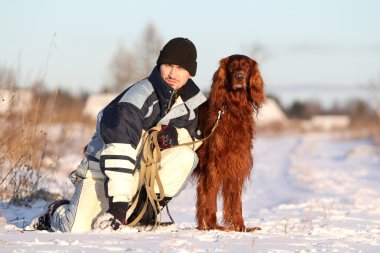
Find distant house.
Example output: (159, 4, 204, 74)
(0, 89, 34, 115)
(82, 93, 117, 119)
(256, 98, 287, 126)
(303, 115, 351, 131)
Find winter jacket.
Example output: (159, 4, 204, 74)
(84, 66, 207, 202)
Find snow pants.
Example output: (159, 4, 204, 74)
(50, 146, 198, 233)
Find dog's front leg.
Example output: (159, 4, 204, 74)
(222, 180, 245, 231)
(196, 165, 219, 230)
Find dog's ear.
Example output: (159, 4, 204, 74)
(212, 57, 228, 87)
(248, 59, 265, 111)
(210, 57, 229, 108)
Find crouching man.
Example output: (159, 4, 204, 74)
(30, 37, 206, 232)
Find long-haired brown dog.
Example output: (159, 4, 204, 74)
(194, 54, 265, 232)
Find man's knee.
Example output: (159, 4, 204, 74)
(158, 146, 198, 197)
(162, 146, 198, 169)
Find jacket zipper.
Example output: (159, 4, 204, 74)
(165, 90, 177, 115)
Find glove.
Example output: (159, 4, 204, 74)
(107, 201, 129, 226)
(157, 125, 178, 150)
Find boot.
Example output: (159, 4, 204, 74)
(30, 199, 70, 231)
(127, 187, 172, 226)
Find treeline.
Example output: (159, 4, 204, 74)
(269, 95, 379, 122)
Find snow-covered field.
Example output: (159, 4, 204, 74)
(1, 132, 380, 252)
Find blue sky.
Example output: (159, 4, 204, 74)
(1, 0, 379, 106)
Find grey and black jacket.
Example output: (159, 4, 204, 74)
(84, 66, 206, 202)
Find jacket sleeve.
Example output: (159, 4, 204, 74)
(174, 108, 203, 150)
(99, 102, 143, 203)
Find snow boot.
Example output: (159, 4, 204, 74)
(31, 199, 70, 231)
(127, 187, 172, 226)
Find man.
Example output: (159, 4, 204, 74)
(30, 37, 206, 232)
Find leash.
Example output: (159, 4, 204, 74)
(167, 107, 225, 150)
(127, 107, 224, 229)
(127, 126, 164, 229)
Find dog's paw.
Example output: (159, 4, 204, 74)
(240, 226, 262, 232)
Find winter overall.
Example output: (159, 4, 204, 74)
(50, 68, 206, 232)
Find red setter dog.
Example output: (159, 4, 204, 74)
(194, 54, 265, 232)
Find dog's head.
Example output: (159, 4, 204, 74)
(212, 54, 265, 109)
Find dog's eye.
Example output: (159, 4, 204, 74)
(228, 61, 238, 71)
(240, 61, 249, 70)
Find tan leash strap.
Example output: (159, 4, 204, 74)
(166, 108, 224, 150)
(127, 126, 165, 228)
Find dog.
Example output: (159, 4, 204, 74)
(194, 54, 265, 232)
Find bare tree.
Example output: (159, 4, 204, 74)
(369, 72, 380, 116)
(0, 67, 18, 89)
(108, 44, 137, 92)
(135, 22, 163, 79)
(373, 73, 380, 146)
(106, 23, 163, 93)
(286, 100, 323, 119)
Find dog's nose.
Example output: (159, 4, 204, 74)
(235, 73, 245, 81)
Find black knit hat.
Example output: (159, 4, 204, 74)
(157, 37, 197, 76)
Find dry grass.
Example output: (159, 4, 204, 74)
(257, 117, 380, 147)
(348, 118, 380, 144)
(0, 89, 94, 205)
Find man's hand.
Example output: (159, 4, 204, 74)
(157, 125, 179, 150)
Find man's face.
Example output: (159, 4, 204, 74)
(159, 64, 191, 91)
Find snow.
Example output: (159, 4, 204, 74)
(1, 132, 380, 252)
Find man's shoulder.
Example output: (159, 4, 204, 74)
(118, 78, 155, 109)
(180, 79, 207, 109)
